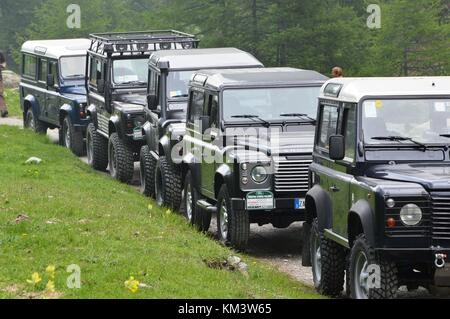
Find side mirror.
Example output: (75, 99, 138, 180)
(200, 115, 210, 134)
(329, 135, 345, 161)
(147, 94, 158, 111)
(46, 74, 55, 87)
(97, 79, 105, 94)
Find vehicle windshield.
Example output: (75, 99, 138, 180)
(113, 58, 148, 85)
(167, 70, 196, 99)
(223, 87, 320, 123)
(362, 99, 450, 145)
(60, 56, 86, 79)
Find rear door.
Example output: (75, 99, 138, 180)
(46, 60, 60, 125)
(88, 56, 108, 134)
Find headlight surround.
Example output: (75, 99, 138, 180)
(251, 165, 268, 184)
(400, 204, 423, 226)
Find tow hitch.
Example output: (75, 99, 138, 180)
(435, 253, 448, 269)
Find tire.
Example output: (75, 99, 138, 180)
(139, 146, 156, 197)
(217, 184, 249, 251)
(86, 123, 108, 171)
(301, 221, 312, 267)
(154, 156, 182, 209)
(349, 234, 398, 299)
(108, 133, 134, 183)
(60, 116, 85, 156)
(25, 108, 47, 134)
(310, 219, 346, 297)
(184, 171, 211, 232)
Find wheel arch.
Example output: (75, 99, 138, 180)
(109, 115, 122, 138)
(305, 184, 333, 231)
(214, 164, 233, 198)
(348, 200, 376, 247)
(59, 104, 73, 126)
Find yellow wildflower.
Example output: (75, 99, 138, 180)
(148, 204, 153, 211)
(166, 209, 172, 215)
(124, 276, 140, 293)
(27, 272, 42, 285)
(46, 265, 56, 279)
(45, 280, 55, 293)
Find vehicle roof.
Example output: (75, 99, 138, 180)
(320, 77, 450, 102)
(21, 39, 91, 59)
(192, 67, 328, 90)
(149, 48, 263, 70)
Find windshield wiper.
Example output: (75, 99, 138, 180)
(120, 81, 146, 85)
(280, 113, 316, 123)
(231, 115, 270, 127)
(65, 74, 85, 78)
(170, 94, 189, 98)
(371, 136, 428, 151)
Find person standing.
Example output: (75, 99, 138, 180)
(0, 50, 8, 118)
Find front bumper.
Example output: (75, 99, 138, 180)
(231, 197, 306, 215)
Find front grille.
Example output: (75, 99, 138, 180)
(273, 156, 311, 193)
(430, 192, 450, 244)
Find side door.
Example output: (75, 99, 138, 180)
(146, 69, 161, 152)
(46, 60, 61, 125)
(328, 103, 357, 237)
(36, 57, 48, 121)
(201, 92, 220, 197)
(88, 56, 107, 134)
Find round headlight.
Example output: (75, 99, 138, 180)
(251, 166, 268, 184)
(400, 204, 422, 226)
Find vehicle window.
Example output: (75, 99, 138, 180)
(89, 58, 102, 86)
(318, 104, 339, 150)
(189, 91, 205, 122)
(38, 59, 48, 82)
(167, 71, 196, 99)
(362, 99, 450, 145)
(23, 54, 37, 78)
(113, 58, 147, 85)
(204, 94, 219, 128)
(60, 56, 86, 79)
(48, 61, 58, 88)
(343, 104, 357, 161)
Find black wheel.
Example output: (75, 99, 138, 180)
(139, 146, 156, 197)
(183, 171, 211, 232)
(25, 108, 47, 134)
(86, 123, 108, 171)
(60, 116, 85, 156)
(301, 221, 312, 267)
(154, 156, 182, 209)
(310, 219, 346, 297)
(349, 234, 398, 299)
(108, 133, 134, 183)
(217, 184, 249, 251)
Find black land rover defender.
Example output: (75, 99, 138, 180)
(304, 77, 450, 299)
(179, 68, 327, 249)
(85, 31, 199, 183)
(139, 48, 263, 209)
(20, 39, 90, 156)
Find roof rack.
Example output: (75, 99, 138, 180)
(89, 30, 200, 56)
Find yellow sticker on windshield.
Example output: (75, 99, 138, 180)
(375, 100, 383, 109)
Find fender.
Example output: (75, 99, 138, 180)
(214, 164, 234, 198)
(159, 134, 171, 160)
(87, 104, 98, 127)
(305, 184, 333, 231)
(142, 121, 153, 148)
(59, 104, 73, 125)
(182, 152, 201, 190)
(23, 94, 40, 116)
(109, 115, 123, 138)
(348, 200, 376, 247)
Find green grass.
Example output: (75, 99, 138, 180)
(0, 125, 320, 299)
(3, 89, 21, 118)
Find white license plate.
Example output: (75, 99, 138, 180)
(133, 128, 143, 140)
(246, 191, 274, 210)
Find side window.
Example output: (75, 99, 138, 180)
(189, 90, 205, 122)
(89, 58, 103, 86)
(23, 54, 37, 78)
(148, 71, 160, 106)
(343, 104, 357, 161)
(38, 59, 48, 82)
(48, 61, 58, 88)
(318, 104, 339, 150)
(204, 94, 219, 128)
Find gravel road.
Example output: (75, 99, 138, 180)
(0, 117, 445, 299)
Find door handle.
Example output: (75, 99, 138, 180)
(329, 185, 340, 193)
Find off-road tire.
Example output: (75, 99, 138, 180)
(183, 171, 211, 232)
(139, 145, 156, 197)
(349, 234, 398, 299)
(217, 184, 249, 251)
(310, 219, 346, 297)
(155, 156, 182, 209)
(108, 133, 134, 183)
(60, 116, 85, 156)
(86, 123, 108, 171)
(25, 108, 47, 134)
(301, 221, 312, 266)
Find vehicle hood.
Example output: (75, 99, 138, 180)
(224, 125, 314, 155)
(366, 163, 450, 190)
(114, 93, 146, 106)
(61, 85, 87, 102)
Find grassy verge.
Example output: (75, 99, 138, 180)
(0, 125, 320, 299)
(3, 89, 21, 118)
